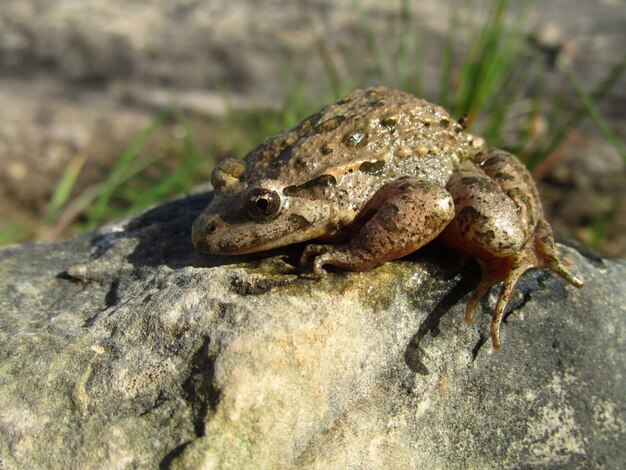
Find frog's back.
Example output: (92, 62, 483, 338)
(244, 87, 480, 188)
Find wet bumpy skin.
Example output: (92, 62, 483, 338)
(192, 87, 583, 349)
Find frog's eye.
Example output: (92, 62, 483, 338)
(241, 187, 283, 221)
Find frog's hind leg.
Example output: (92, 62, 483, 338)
(441, 151, 582, 350)
(301, 178, 455, 277)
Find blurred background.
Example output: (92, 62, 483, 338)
(0, 0, 624, 255)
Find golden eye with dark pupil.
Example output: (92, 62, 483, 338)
(242, 188, 282, 220)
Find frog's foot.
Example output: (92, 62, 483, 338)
(533, 219, 584, 289)
(441, 150, 583, 350)
(301, 178, 455, 279)
(465, 222, 582, 350)
(300, 244, 336, 278)
(466, 256, 526, 351)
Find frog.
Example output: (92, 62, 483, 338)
(192, 87, 583, 350)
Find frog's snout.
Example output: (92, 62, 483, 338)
(191, 214, 221, 254)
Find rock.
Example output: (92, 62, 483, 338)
(0, 191, 624, 468)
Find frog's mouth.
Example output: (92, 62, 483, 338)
(192, 199, 332, 255)
(192, 213, 330, 255)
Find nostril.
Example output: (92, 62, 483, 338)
(205, 221, 217, 233)
(192, 217, 219, 250)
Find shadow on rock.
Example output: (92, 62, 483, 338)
(100, 190, 246, 270)
(403, 259, 478, 375)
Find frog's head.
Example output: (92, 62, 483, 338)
(192, 159, 335, 255)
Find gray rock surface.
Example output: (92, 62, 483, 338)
(0, 191, 624, 468)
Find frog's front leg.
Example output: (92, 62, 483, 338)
(440, 150, 583, 350)
(302, 178, 455, 276)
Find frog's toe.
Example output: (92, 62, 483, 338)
(300, 244, 331, 266)
(462, 257, 525, 350)
(300, 244, 335, 278)
(534, 220, 584, 288)
(312, 256, 330, 278)
(488, 268, 526, 351)
(464, 275, 494, 326)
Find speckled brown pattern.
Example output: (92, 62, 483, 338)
(192, 87, 582, 349)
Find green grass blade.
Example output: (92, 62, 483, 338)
(396, 0, 422, 94)
(85, 110, 172, 229)
(453, 0, 534, 127)
(129, 119, 210, 211)
(354, 0, 393, 84)
(438, 0, 461, 107)
(314, 33, 345, 99)
(44, 154, 86, 226)
(561, 59, 626, 162)
(526, 56, 626, 168)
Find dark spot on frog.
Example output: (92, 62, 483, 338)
(359, 160, 385, 176)
(458, 176, 497, 193)
(439, 117, 450, 127)
(476, 228, 496, 243)
(455, 207, 487, 235)
(398, 180, 432, 192)
(379, 204, 401, 231)
(321, 145, 334, 155)
(457, 113, 469, 130)
(287, 214, 311, 230)
(293, 156, 308, 170)
(481, 155, 504, 167)
(380, 117, 398, 133)
(283, 174, 337, 197)
(337, 189, 349, 203)
(315, 115, 346, 133)
(460, 176, 480, 185)
(343, 130, 368, 148)
(494, 172, 515, 181)
(296, 112, 323, 134)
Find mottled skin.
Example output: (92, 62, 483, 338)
(192, 87, 582, 349)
